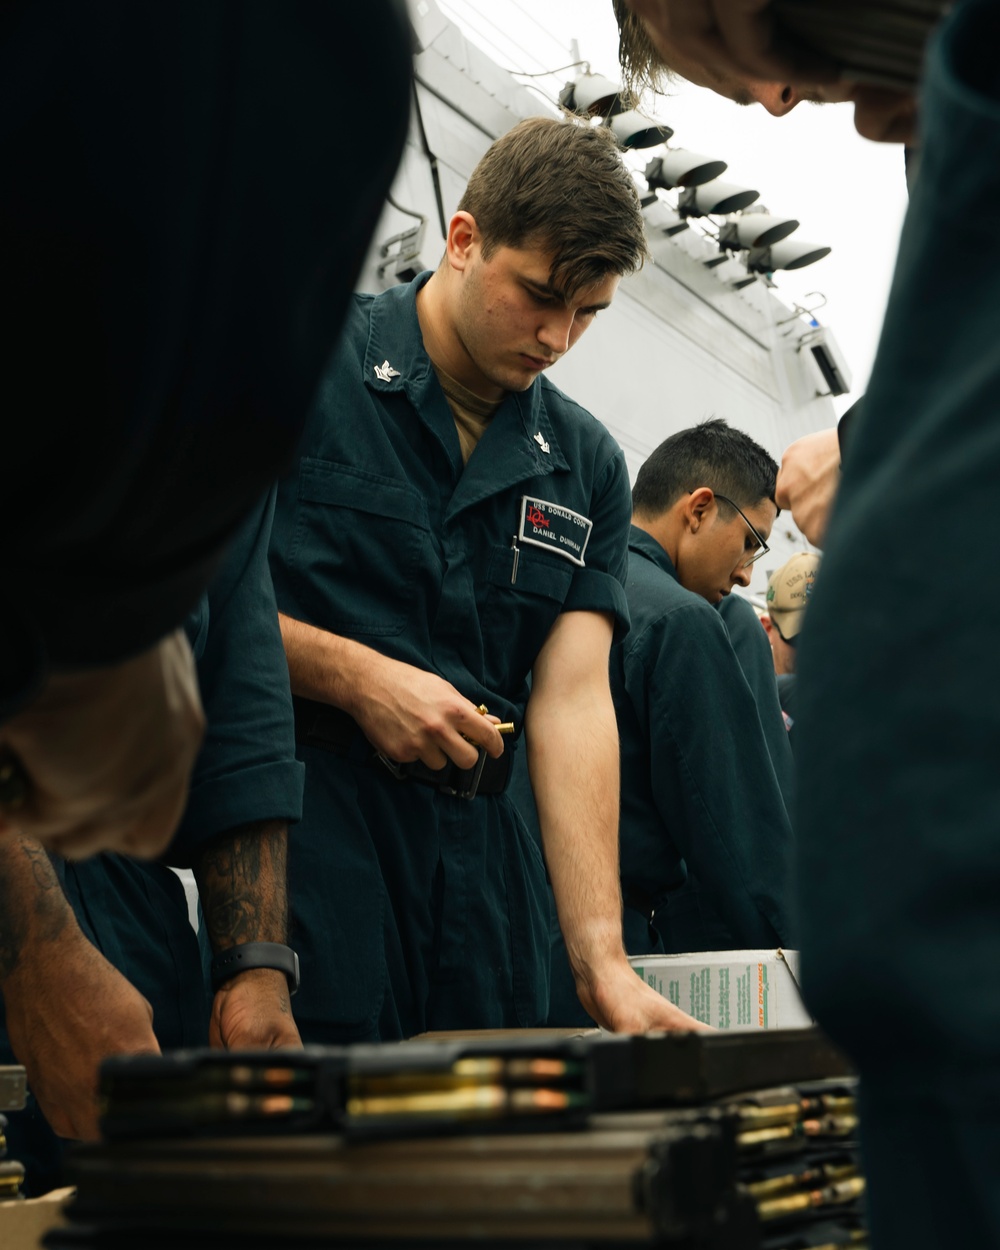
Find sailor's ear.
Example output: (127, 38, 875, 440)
(685, 487, 714, 533)
(446, 211, 479, 271)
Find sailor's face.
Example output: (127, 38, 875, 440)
(649, 40, 818, 115)
(687, 497, 776, 604)
(455, 242, 620, 398)
(629, 7, 913, 142)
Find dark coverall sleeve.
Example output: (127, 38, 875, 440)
(0, 487, 305, 1193)
(168, 488, 304, 864)
(624, 601, 795, 948)
(559, 448, 632, 641)
(716, 592, 795, 806)
(796, 3, 1000, 1246)
(1, 1, 411, 718)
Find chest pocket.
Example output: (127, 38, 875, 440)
(480, 544, 573, 690)
(290, 458, 429, 637)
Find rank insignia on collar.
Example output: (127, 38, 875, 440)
(533, 431, 550, 454)
(373, 359, 401, 382)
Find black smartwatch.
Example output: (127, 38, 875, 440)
(210, 942, 300, 996)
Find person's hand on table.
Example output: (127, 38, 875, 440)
(576, 952, 708, 1033)
(2, 931, 160, 1141)
(209, 968, 302, 1051)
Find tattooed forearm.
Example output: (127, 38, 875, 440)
(0, 835, 72, 980)
(193, 821, 288, 952)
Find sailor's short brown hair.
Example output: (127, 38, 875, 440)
(457, 115, 646, 301)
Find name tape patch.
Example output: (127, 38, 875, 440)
(518, 496, 593, 567)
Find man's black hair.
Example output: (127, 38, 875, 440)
(632, 418, 778, 518)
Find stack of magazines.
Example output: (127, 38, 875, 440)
(731, 1078, 866, 1248)
(58, 1030, 865, 1247)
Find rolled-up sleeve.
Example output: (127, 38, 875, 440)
(170, 487, 304, 864)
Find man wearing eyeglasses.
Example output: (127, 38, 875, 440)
(547, 419, 794, 1022)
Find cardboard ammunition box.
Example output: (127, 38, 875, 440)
(0, 1188, 73, 1250)
(629, 949, 812, 1030)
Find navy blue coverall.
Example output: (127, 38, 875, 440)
(269, 274, 632, 1042)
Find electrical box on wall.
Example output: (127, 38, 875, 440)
(801, 326, 852, 397)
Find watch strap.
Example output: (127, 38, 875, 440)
(210, 942, 300, 996)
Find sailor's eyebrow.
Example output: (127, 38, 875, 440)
(524, 277, 612, 312)
(520, 273, 613, 317)
(521, 276, 563, 300)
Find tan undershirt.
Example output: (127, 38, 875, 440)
(432, 363, 502, 464)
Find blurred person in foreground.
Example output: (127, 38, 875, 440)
(0, 1, 411, 860)
(0, 491, 302, 1194)
(618, 2, 1000, 1245)
(613, 2, 910, 543)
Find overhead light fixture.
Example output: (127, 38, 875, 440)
(718, 215, 800, 250)
(747, 238, 832, 273)
(559, 73, 625, 118)
(678, 178, 760, 217)
(645, 149, 728, 190)
(640, 194, 689, 237)
(607, 109, 673, 149)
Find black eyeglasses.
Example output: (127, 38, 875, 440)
(714, 493, 770, 568)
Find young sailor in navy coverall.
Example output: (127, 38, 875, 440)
(546, 421, 795, 1024)
(270, 117, 702, 1041)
